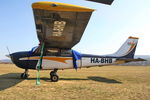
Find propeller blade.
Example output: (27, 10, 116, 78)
(6, 47, 11, 55)
(5, 54, 10, 58)
(86, 0, 114, 5)
(6, 47, 13, 62)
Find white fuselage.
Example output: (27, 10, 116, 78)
(37, 56, 117, 70)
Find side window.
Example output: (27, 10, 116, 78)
(61, 50, 72, 56)
(45, 48, 61, 56)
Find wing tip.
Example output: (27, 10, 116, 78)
(86, 0, 114, 5)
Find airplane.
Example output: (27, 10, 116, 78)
(6, 1, 145, 82)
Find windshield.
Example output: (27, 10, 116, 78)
(29, 46, 38, 55)
(31, 46, 38, 52)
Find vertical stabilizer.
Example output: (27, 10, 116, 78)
(113, 36, 139, 58)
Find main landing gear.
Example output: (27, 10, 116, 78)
(50, 69, 59, 82)
(21, 69, 29, 79)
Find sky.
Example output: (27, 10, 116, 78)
(0, 0, 150, 60)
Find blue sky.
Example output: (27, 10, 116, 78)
(0, 0, 150, 59)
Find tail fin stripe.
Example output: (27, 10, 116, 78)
(123, 43, 136, 56)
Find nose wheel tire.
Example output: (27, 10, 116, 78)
(21, 69, 29, 79)
(21, 73, 29, 79)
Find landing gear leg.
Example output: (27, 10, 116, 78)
(50, 69, 59, 82)
(21, 69, 29, 79)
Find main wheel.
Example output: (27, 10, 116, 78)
(50, 74, 59, 82)
(21, 73, 29, 79)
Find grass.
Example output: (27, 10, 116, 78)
(0, 64, 150, 100)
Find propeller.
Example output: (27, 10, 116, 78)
(6, 47, 13, 62)
(86, 0, 114, 5)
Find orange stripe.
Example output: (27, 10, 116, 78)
(29, 57, 72, 64)
(128, 44, 135, 52)
(125, 44, 136, 56)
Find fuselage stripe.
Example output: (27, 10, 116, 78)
(20, 56, 72, 64)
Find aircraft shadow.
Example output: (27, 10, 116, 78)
(36, 76, 122, 84)
(0, 74, 122, 85)
(27, 78, 50, 81)
(60, 76, 122, 84)
(27, 78, 88, 82)
(88, 76, 122, 84)
(60, 78, 88, 81)
(0, 73, 24, 91)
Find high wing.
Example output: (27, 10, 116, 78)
(32, 2, 94, 49)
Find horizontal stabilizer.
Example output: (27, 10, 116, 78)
(86, 0, 114, 5)
(116, 58, 147, 63)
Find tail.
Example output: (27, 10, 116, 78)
(112, 36, 139, 58)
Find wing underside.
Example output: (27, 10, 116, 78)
(32, 2, 94, 49)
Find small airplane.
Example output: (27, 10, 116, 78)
(7, 1, 145, 82)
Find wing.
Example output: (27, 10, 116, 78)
(32, 2, 94, 49)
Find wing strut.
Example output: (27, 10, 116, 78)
(36, 42, 45, 85)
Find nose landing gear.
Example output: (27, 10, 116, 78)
(50, 69, 59, 82)
(21, 69, 29, 79)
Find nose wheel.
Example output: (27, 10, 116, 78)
(50, 69, 59, 82)
(21, 69, 29, 79)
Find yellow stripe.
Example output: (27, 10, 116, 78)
(32, 2, 94, 12)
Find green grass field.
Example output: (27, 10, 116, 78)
(0, 64, 150, 100)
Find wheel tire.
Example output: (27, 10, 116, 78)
(21, 73, 28, 79)
(50, 75, 59, 82)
